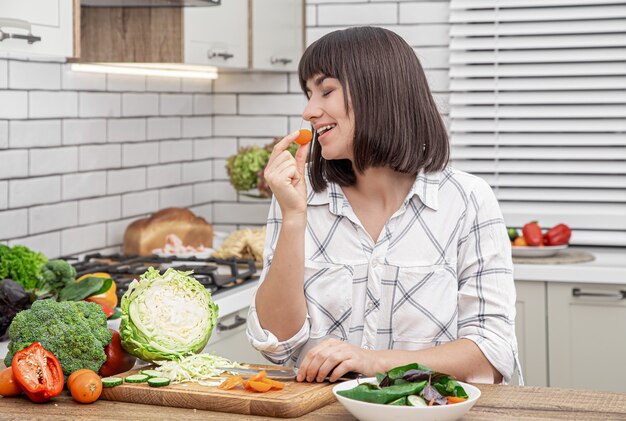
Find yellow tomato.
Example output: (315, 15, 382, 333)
(78, 272, 118, 309)
(513, 236, 528, 247)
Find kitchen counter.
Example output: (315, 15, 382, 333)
(514, 247, 626, 285)
(1, 383, 626, 420)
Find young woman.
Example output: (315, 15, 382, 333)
(247, 26, 519, 385)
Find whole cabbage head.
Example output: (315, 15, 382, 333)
(120, 267, 218, 361)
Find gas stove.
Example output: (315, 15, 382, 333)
(64, 253, 259, 302)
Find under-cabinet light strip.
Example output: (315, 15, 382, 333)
(71, 63, 219, 79)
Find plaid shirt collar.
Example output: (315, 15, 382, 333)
(307, 170, 441, 214)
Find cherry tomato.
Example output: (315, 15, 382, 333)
(295, 129, 313, 145)
(98, 329, 136, 377)
(68, 370, 102, 404)
(0, 367, 22, 397)
(67, 369, 93, 390)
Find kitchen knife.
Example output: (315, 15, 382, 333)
(216, 366, 361, 382)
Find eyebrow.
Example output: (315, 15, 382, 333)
(305, 75, 329, 93)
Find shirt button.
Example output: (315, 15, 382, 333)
(367, 302, 374, 310)
(370, 260, 378, 269)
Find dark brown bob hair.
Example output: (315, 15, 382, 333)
(298, 26, 449, 192)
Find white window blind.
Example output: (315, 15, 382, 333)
(448, 0, 626, 247)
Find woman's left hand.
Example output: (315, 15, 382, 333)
(296, 338, 379, 383)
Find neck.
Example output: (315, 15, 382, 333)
(351, 167, 416, 206)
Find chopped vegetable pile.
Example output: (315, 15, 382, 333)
(337, 363, 469, 407)
(151, 353, 242, 386)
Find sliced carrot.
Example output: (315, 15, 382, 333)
(261, 377, 284, 390)
(446, 396, 468, 404)
(243, 380, 253, 390)
(218, 376, 244, 390)
(248, 380, 272, 392)
(428, 398, 435, 406)
(248, 370, 267, 382)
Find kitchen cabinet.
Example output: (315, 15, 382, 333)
(0, 0, 78, 58)
(251, 0, 304, 72)
(513, 281, 548, 387)
(547, 282, 626, 393)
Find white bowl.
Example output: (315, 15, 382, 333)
(332, 377, 481, 421)
(511, 244, 568, 258)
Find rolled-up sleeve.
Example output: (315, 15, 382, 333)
(456, 178, 519, 384)
(245, 196, 310, 365)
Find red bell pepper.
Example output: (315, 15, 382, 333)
(522, 221, 544, 246)
(12, 342, 64, 403)
(545, 223, 572, 246)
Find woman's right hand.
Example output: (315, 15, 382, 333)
(264, 131, 310, 218)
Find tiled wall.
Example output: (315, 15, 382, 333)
(0, 0, 450, 258)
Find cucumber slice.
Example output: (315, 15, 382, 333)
(101, 377, 123, 388)
(407, 395, 428, 407)
(139, 369, 162, 379)
(125, 374, 149, 383)
(148, 377, 171, 387)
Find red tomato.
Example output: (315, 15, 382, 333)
(98, 329, 137, 377)
(0, 367, 22, 397)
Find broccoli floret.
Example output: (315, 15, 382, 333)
(36, 260, 77, 298)
(4, 299, 112, 376)
(0, 245, 47, 291)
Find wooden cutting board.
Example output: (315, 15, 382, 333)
(100, 364, 337, 418)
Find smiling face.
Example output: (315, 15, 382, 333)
(303, 74, 355, 161)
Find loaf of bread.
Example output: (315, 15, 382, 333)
(123, 208, 213, 256)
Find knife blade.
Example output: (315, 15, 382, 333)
(216, 366, 362, 382)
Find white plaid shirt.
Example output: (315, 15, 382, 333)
(247, 166, 519, 383)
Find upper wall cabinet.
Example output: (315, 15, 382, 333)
(184, 0, 248, 69)
(251, 0, 304, 72)
(0, 0, 78, 58)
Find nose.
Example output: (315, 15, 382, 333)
(302, 97, 322, 123)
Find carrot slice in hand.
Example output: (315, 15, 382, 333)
(248, 380, 272, 392)
(446, 396, 468, 404)
(218, 376, 244, 390)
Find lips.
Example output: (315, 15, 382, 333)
(316, 124, 336, 137)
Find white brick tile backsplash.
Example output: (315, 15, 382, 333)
(213, 94, 237, 114)
(123, 93, 159, 116)
(214, 73, 288, 93)
(416, 47, 450, 70)
(106, 217, 135, 247)
(0, 91, 28, 119)
(182, 160, 212, 183)
(193, 94, 213, 115)
(9, 120, 62, 148)
(0, 209, 28, 239)
(29, 91, 78, 118)
(182, 116, 212, 138)
(29, 201, 77, 234)
(425, 69, 449, 93)
(107, 168, 146, 194)
(288, 73, 301, 93)
(79, 144, 122, 171)
(239, 94, 306, 116)
(213, 202, 270, 224)
(123, 142, 159, 167)
(306, 5, 316, 26)
(0, 181, 7, 209)
(62, 171, 107, 200)
(0, 150, 28, 179)
(159, 185, 193, 208)
(189, 204, 212, 222)
(62, 65, 106, 91)
(79, 92, 121, 118)
(61, 223, 106, 256)
(213, 158, 228, 179)
(30, 147, 78, 176)
(182, 78, 212, 93)
(147, 117, 181, 140)
(214, 116, 287, 137)
(9, 231, 60, 258)
(159, 139, 193, 163)
(160, 94, 193, 116)
(147, 76, 181, 92)
(147, 163, 181, 188)
(79, 196, 121, 225)
(122, 190, 159, 217)
(193, 182, 213, 204)
(208, 181, 238, 202)
(399, 2, 449, 24)
(9, 61, 61, 90)
(307, 0, 361, 3)
(63, 119, 107, 145)
(382, 24, 449, 47)
(194, 138, 237, 159)
(318, 4, 397, 26)
(107, 74, 146, 92)
(108, 118, 147, 143)
(0, 121, 7, 148)
(0, 59, 7, 89)
(9, 176, 61, 208)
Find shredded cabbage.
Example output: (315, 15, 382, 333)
(152, 353, 243, 386)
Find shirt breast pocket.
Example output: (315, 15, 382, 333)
(304, 260, 353, 340)
(389, 264, 458, 344)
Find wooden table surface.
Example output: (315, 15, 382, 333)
(1, 383, 626, 420)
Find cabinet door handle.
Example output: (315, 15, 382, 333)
(208, 50, 234, 60)
(0, 18, 41, 44)
(216, 315, 246, 332)
(572, 288, 626, 300)
(270, 57, 292, 65)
